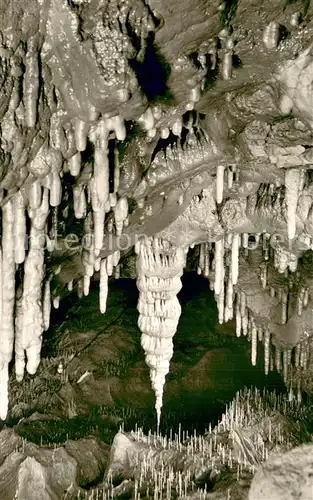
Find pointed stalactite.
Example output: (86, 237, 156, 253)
(15, 188, 49, 385)
(0, 199, 16, 420)
(251, 321, 257, 366)
(89, 120, 110, 256)
(264, 329, 270, 375)
(285, 168, 300, 241)
(114, 196, 128, 237)
(214, 238, 224, 295)
(100, 259, 108, 314)
(13, 190, 27, 265)
(23, 35, 39, 128)
(73, 185, 87, 219)
(0, 199, 15, 420)
(231, 234, 239, 286)
(136, 237, 185, 427)
(43, 278, 51, 331)
(235, 294, 241, 337)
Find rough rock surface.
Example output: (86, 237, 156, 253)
(0, 429, 109, 500)
(249, 443, 313, 500)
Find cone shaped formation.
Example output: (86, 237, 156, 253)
(136, 237, 186, 426)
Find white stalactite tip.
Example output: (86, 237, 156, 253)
(138, 108, 155, 131)
(73, 186, 87, 219)
(43, 280, 51, 331)
(75, 118, 89, 151)
(251, 324, 257, 366)
(285, 168, 300, 241)
(0, 364, 9, 420)
(29, 180, 42, 210)
(53, 296, 60, 309)
(13, 190, 26, 264)
(50, 171, 62, 207)
(77, 280, 84, 299)
(111, 115, 126, 141)
(231, 234, 239, 285)
(214, 238, 225, 295)
(93, 208, 106, 256)
(100, 259, 108, 314)
(83, 275, 90, 296)
(68, 152, 81, 177)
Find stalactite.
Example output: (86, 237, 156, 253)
(68, 152, 81, 177)
(52, 296, 60, 309)
(114, 196, 128, 236)
(14, 188, 49, 385)
(82, 213, 95, 278)
(214, 238, 224, 295)
(281, 290, 288, 324)
(77, 279, 84, 299)
(235, 296, 241, 337)
(89, 122, 110, 255)
(23, 35, 39, 128)
(0, 200, 15, 420)
(73, 185, 87, 219)
(297, 287, 304, 316)
(136, 237, 185, 426)
(100, 259, 108, 314)
(275, 347, 281, 372)
(115, 264, 121, 279)
(106, 253, 114, 276)
(75, 118, 89, 151)
(264, 329, 270, 375)
(225, 277, 233, 322)
(295, 343, 300, 368)
(138, 108, 154, 131)
(110, 115, 126, 141)
(50, 170, 62, 207)
(217, 288, 225, 324)
(43, 278, 51, 331)
(227, 167, 233, 189)
(251, 322, 257, 366)
(285, 168, 300, 241)
(13, 190, 26, 264)
(262, 233, 270, 261)
(82, 274, 90, 296)
(231, 234, 239, 285)
(29, 179, 42, 210)
(94, 257, 101, 272)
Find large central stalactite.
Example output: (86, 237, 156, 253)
(0, 0, 313, 422)
(135, 237, 186, 425)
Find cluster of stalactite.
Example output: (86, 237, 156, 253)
(196, 225, 312, 394)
